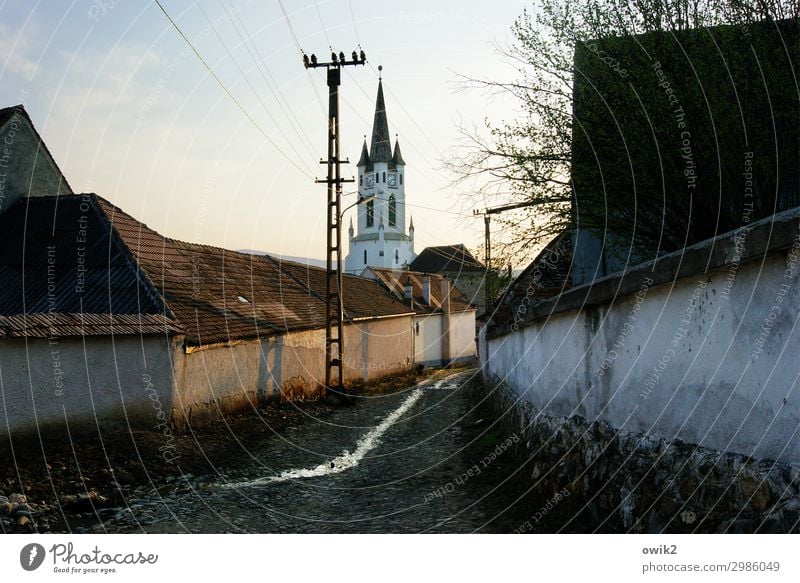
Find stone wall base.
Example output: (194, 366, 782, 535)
(486, 375, 800, 533)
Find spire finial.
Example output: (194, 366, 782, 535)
(378, 64, 383, 80)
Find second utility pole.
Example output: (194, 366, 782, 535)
(304, 50, 366, 400)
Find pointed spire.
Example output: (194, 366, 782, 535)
(357, 137, 370, 167)
(392, 135, 405, 166)
(369, 78, 391, 163)
(409, 214, 414, 230)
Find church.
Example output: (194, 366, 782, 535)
(344, 78, 415, 274)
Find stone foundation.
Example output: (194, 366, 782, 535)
(486, 376, 800, 533)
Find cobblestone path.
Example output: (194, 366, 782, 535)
(101, 369, 535, 533)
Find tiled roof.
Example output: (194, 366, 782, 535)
(0, 195, 169, 337)
(96, 196, 413, 345)
(0, 194, 414, 344)
(274, 258, 415, 322)
(409, 244, 484, 274)
(367, 268, 474, 314)
(0, 313, 179, 338)
(488, 232, 573, 327)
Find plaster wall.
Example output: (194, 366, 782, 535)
(449, 311, 477, 361)
(485, 250, 800, 463)
(0, 335, 174, 435)
(414, 313, 443, 365)
(172, 316, 414, 426)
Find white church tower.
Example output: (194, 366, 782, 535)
(344, 76, 415, 274)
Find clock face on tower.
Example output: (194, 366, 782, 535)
(387, 173, 397, 188)
(366, 175, 375, 188)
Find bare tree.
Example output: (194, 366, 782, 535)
(449, 0, 800, 265)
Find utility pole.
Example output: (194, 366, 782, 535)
(474, 200, 536, 313)
(304, 49, 366, 400)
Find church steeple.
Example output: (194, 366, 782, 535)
(344, 73, 416, 274)
(357, 138, 370, 167)
(392, 136, 405, 166)
(369, 78, 391, 163)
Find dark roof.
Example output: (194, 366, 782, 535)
(357, 140, 370, 167)
(368, 268, 474, 314)
(0, 104, 27, 128)
(369, 80, 392, 164)
(0, 104, 74, 195)
(0, 195, 171, 337)
(392, 138, 405, 166)
(0, 194, 414, 343)
(99, 195, 413, 344)
(487, 232, 573, 326)
(410, 244, 484, 274)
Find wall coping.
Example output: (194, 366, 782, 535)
(488, 207, 800, 339)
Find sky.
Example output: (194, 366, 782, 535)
(0, 0, 528, 263)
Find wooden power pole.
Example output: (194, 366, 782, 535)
(304, 50, 366, 399)
(474, 200, 536, 313)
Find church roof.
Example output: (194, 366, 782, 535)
(392, 138, 405, 166)
(357, 139, 370, 167)
(369, 80, 392, 163)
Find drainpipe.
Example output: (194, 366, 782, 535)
(440, 277, 451, 367)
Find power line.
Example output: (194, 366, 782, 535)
(154, 0, 315, 179)
(217, 0, 319, 162)
(276, 0, 303, 55)
(313, 0, 332, 50)
(196, 2, 317, 172)
(348, 0, 362, 48)
(344, 1, 447, 165)
(275, 0, 328, 117)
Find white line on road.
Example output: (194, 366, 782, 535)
(222, 388, 425, 488)
(220, 370, 472, 489)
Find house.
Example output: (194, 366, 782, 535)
(409, 244, 486, 313)
(480, 18, 800, 472)
(362, 267, 477, 367)
(488, 232, 572, 329)
(0, 105, 417, 436)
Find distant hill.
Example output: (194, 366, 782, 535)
(237, 250, 327, 270)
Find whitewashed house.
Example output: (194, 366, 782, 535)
(361, 267, 477, 367)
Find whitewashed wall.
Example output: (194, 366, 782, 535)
(485, 246, 800, 464)
(0, 335, 174, 435)
(172, 316, 414, 427)
(449, 311, 477, 362)
(414, 313, 443, 365)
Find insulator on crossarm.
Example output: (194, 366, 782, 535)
(303, 54, 310, 68)
(331, 52, 338, 63)
(359, 50, 366, 63)
(311, 54, 317, 65)
(339, 51, 346, 64)
(352, 51, 358, 63)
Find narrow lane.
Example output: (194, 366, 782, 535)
(102, 369, 532, 533)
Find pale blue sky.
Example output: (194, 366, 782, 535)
(0, 0, 528, 262)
